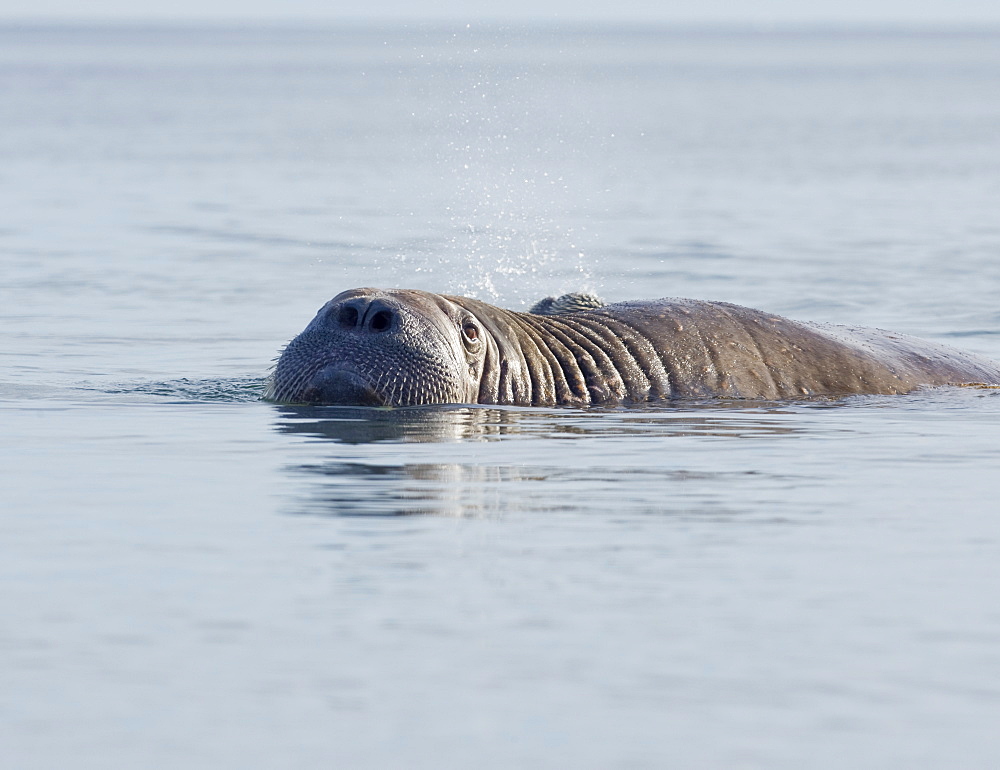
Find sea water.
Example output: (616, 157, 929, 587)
(2, 24, 1000, 768)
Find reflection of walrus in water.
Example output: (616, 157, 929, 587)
(264, 288, 1000, 406)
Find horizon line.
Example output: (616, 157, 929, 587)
(3, 17, 1000, 32)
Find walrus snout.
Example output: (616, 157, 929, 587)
(298, 364, 386, 406)
(268, 289, 474, 406)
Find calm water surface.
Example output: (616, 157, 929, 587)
(2, 24, 1000, 768)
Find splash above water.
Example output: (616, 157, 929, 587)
(386, 26, 600, 306)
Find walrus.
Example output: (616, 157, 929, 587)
(264, 288, 1000, 406)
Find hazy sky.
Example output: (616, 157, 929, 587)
(5, 0, 1000, 25)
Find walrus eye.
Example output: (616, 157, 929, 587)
(462, 323, 480, 343)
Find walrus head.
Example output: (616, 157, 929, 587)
(265, 288, 485, 406)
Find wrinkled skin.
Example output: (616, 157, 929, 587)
(265, 288, 1000, 406)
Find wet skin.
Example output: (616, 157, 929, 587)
(266, 288, 1000, 406)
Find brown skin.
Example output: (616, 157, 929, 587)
(264, 288, 1000, 406)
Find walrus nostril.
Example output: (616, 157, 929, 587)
(338, 306, 359, 328)
(369, 309, 393, 333)
(331, 299, 395, 333)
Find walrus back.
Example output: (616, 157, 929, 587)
(807, 322, 1000, 392)
(551, 299, 1000, 401)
